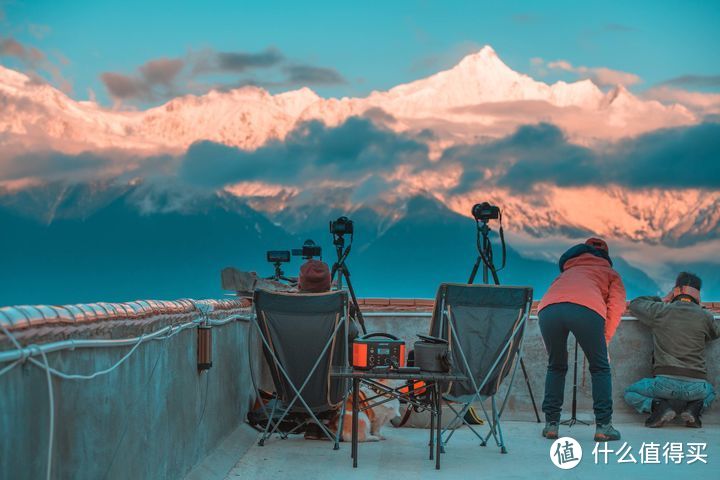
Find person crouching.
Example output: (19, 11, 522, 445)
(625, 272, 719, 428)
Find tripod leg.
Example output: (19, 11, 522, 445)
(468, 256, 482, 284)
(519, 357, 541, 423)
(341, 266, 367, 334)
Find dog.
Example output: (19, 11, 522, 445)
(330, 379, 401, 442)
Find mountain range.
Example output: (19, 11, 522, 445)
(1, 46, 718, 303)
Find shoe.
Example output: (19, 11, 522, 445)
(645, 399, 676, 428)
(680, 399, 703, 428)
(594, 424, 621, 442)
(542, 421, 559, 439)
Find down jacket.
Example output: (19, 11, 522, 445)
(538, 244, 627, 343)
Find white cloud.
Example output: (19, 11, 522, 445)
(545, 59, 641, 87)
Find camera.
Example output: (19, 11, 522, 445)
(292, 239, 322, 259)
(266, 250, 291, 263)
(330, 216, 354, 236)
(472, 202, 500, 221)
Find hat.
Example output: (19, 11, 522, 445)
(585, 237, 609, 253)
(298, 260, 331, 293)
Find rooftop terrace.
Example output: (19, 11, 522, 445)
(1, 296, 718, 479)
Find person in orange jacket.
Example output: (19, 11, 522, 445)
(537, 237, 626, 442)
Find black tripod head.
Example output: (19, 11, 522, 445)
(328, 215, 366, 334)
(468, 202, 506, 285)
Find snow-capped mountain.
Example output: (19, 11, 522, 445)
(0, 46, 697, 154)
(0, 46, 717, 250)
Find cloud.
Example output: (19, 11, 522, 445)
(0, 36, 71, 92)
(283, 65, 346, 85)
(138, 58, 184, 86)
(102, 47, 346, 103)
(102, 57, 184, 101)
(644, 86, 720, 115)
(545, 59, 641, 87)
(214, 48, 283, 72)
(178, 117, 429, 188)
(0, 146, 176, 183)
(0, 150, 113, 181)
(1, 36, 45, 63)
(444, 122, 720, 192)
(660, 74, 720, 89)
(100, 72, 148, 101)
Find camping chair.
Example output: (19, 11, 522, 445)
(251, 289, 351, 449)
(429, 283, 533, 453)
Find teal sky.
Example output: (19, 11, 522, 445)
(1, 0, 719, 105)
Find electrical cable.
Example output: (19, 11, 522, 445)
(0, 308, 248, 480)
(38, 347, 54, 480)
(0, 359, 20, 377)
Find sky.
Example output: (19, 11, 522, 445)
(2, 0, 719, 106)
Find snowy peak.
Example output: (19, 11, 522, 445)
(0, 45, 700, 155)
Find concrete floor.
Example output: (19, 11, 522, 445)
(226, 421, 719, 480)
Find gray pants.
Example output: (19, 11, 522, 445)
(624, 376, 716, 413)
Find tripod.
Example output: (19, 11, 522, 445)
(560, 338, 590, 426)
(468, 217, 541, 423)
(267, 261, 295, 284)
(330, 232, 367, 334)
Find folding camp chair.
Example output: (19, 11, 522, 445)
(251, 289, 351, 449)
(429, 283, 533, 453)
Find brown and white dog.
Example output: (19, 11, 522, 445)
(330, 380, 401, 442)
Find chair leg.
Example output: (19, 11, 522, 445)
(335, 385, 349, 451)
(259, 399, 279, 446)
(492, 396, 507, 454)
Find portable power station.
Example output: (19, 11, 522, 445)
(352, 333, 406, 370)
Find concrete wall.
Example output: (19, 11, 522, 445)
(365, 314, 720, 424)
(0, 319, 256, 480)
(2, 310, 717, 480)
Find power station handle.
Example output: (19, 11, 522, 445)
(356, 332, 401, 341)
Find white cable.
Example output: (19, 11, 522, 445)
(0, 312, 244, 479)
(28, 334, 146, 381)
(0, 359, 20, 377)
(37, 346, 54, 480)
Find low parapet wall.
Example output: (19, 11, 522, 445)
(1, 297, 718, 480)
(365, 312, 720, 424)
(0, 299, 257, 480)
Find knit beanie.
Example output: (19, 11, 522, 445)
(585, 237, 609, 253)
(298, 260, 331, 293)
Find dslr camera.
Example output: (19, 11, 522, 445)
(292, 239, 322, 259)
(330, 216, 354, 236)
(472, 202, 500, 222)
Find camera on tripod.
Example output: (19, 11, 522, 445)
(291, 239, 322, 259)
(330, 216, 354, 236)
(266, 250, 291, 263)
(471, 202, 500, 222)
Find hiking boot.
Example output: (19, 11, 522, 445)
(594, 424, 621, 442)
(542, 421, 559, 439)
(645, 399, 676, 428)
(680, 400, 703, 428)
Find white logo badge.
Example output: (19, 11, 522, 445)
(550, 436, 583, 469)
